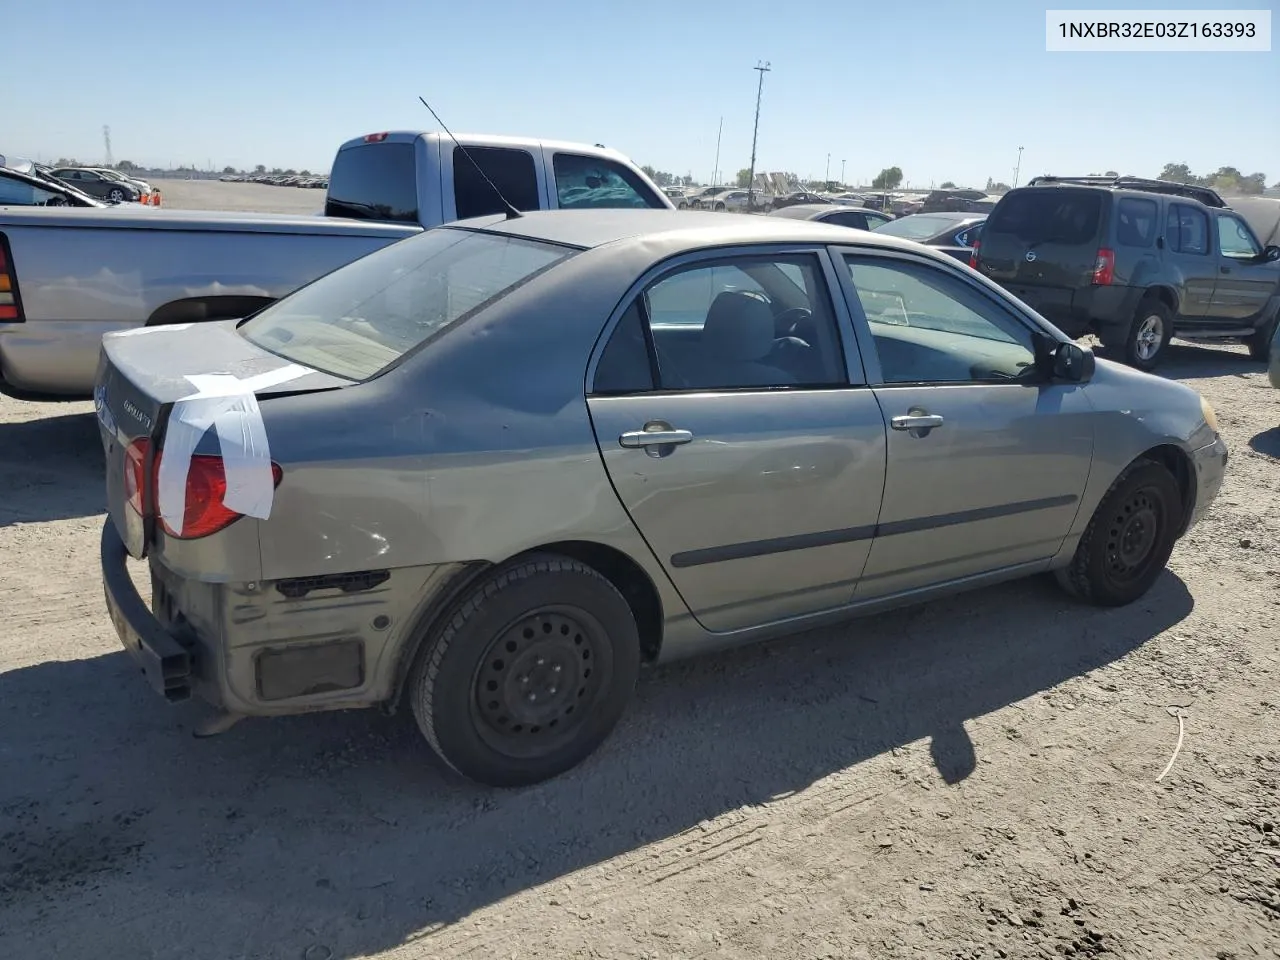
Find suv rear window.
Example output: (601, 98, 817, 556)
(986, 189, 1103, 245)
(325, 142, 419, 223)
(239, 228, 572, 381)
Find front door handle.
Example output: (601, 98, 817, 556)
(891, 413, 944, 432)
(1220, 265, 1231, 274)
(619, 429, 693, 447)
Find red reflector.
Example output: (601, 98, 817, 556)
(363, 132, 389, 143)
(968, 240, 980, 269)
(0, 305, 18, 321)
(155, 450, 284, 540)
(1092, 247, 1115, 286)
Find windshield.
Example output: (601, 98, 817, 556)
(872, 214, 963, 240)
(987, 188, 1103, 244)
(239, 228, 574, 381)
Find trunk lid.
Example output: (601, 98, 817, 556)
(95, 319, 349, 558)
(977, 187, 1107, 290)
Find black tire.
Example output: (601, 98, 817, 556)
(714, 202, 726, 211)
(1244, 308, 1279, 361)
(1054, 459, 1183, 607)
(1108, 298, 1172, 371)
(408, 554, 640, 787)
(108, 187, 125, 202)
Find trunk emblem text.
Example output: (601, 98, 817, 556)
(123, 399, 153, 432)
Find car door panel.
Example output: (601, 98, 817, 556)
(1210, 212, 1278, 323)
(589, 391, 887, 631)
(832, 249, 1095, 599)
(1164, 202, 1216, 319)
(856, 382, 1093, 597)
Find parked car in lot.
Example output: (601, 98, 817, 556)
(0, 160, 105, 208)
(686, 185, 734, 208)
(0, 132, 670, 395)
(771, 190, 832, 210)
(49, 167, 143, 203)
(1269, 318, 1280, 389)
(87, 167, 153, 196)
(768, 202, 893, 231)
(872, 211, 986, 262)
(96, 208, 1227, 787)
(972, 176, 1280, 371)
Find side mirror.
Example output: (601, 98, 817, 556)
(1264, 245, 1280, 263)
(1052, 341, 1095, 383)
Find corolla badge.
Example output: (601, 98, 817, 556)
(1025, 251, 1038, 262)
(122, 399, 153, 432)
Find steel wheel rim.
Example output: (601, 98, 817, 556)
(1135, 315, 1163, 361)
(1104, 487, 1162, 583)
(470, 606, 610, 759)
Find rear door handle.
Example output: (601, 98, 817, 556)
(891, 414, 944, 432)
(619, 428, 693, 448)
(1221, 265, 1232, 274)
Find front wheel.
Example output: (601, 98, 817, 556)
(108, 187, 125, 202)
(1054, 460, 1183, 607)
(409, 554, 640, 787)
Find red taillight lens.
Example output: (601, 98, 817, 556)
(363, 132, 389, 143)
(1091, 247, 1115, 286)
(968, 240, 981, 269)
(124, 437, 150, 514)
(0, 237, 21, 321)
(155, 450, 283, 540)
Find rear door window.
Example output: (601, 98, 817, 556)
(1166, 203, 1209, 255)
(552, 153, 665, 209)
(986, 189, 1103, 245)
(452, 146, 540, 219)
(821, 210, 870, 230)
(1115, 197, 1158, 248)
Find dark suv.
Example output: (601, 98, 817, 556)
(972, 176, 1280, 370)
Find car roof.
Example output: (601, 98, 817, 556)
(770, 204, 883, 220)
(446, 208, 931, 256)
(895, 211, 985, 223)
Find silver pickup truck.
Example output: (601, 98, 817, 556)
(0, 132, 672, 395)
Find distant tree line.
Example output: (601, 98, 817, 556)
(1158, 163, 1266, 194)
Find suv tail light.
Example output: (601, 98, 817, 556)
(363, 132, 389, 143)
(1091, 247, 1115, 286)
(968, 240, 981, 269)
(0, 236, 23, 321)
(124, 436, 283, 539)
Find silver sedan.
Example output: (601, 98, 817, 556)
(96, 209, 1228, 787)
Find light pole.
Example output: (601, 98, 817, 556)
(841, 159, 846, 185)
(824, 153, 830, 186)
(712, 116, 722, 186)
(1013, 146, 1025, 188)
(746, 61, 770, 210)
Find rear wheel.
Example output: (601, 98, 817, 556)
(409, 554, 640, 787)
(1244, 309, 1279, 361)
(1054, 460, 1183, 607)
(108, 187, 125, 202)
(1107, 298, 1172, 371)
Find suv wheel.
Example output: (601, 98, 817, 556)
(1244, 309, 1279, 361)
(1112, 298, 1172, 371)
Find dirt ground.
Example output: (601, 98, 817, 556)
(1, 323, 1278, 958)
(151, 178, 327, 215)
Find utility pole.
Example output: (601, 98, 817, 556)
(747, 61, 770, 210)
(1013, 146, 1025, 188)
(825, 153, 830, 186)
(841, 159, 846, 185)
(712, 116, 723, 186)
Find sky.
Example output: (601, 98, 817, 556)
(7, 0, 1278, 189)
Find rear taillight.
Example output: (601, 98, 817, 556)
(154, 449, 283, 540)
(968, 241, 981, 269)
(0, 237, 23, 322)
(124, 437, 150, 515)
(1091, 247, 1115, 286)
(363, 132, 389, 143)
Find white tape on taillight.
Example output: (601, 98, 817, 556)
(157, 364, 310, 536)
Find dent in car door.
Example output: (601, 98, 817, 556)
(585, 251, 887, 633)
(836, 251, 1094, 599)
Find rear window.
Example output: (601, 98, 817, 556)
(325, 142, 419, 223)
(239, 228, 573, 381)
(872, 214, 961, 240)
(986, 189, 1103, 245)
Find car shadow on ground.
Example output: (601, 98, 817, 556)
(0, 571, 1193, 959)
(1249, 426, 1280, 458)
(0, 411, 104, 526)
(1160, 341, 1261, 381)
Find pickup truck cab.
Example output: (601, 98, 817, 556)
(0, 132, 671, 395)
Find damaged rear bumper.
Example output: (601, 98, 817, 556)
(100, 518, 193, 702)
